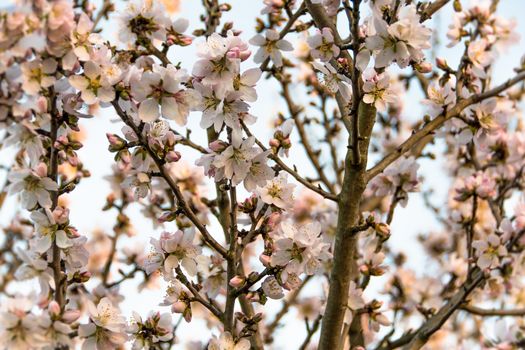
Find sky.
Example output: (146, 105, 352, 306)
(1, 0, 525, 348)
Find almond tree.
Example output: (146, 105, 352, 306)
(0, 0, 525, 349)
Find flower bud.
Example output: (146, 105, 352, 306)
(375, 223, 391, 239)
(79, 270, 91, 282)
(159, 211, 177, 223)
(35, 162, 48, 178)
(269, 138, 280, 148)
(436, 57, 450, 71)
(259, 254, 272, 267)
(62, 309, 81, 323)
(415, 61, 432, 73)
(171, 301, 186, 314)
(48, 301, 61, 317)
(209, 140, 228, 153)
(106, 133, 127, 152)
(229, 275, 245, 288)
(165, 150, 181, 163)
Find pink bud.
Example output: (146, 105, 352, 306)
(259, 254, 272, 267)
(166, 150, 181, 163)
(53, 206, 69, 224)
(171, 301, 186, 314)
(227, 48, 241, 60)
(181, 37, 193, 46)
(416, 61, 432, 73)
(79, 271, 91, 282)
(375, 223, 391, 238)
(229, 276, 245, 288)
(158, 211, 176, 223)
(269, 139, 280, 148)
(209, 140, 227, 153)
(62, 309, 81, 323)
(436, 57, 449, 70)
(48, 301, 60, 316)
(37, 96, 48, 112)
(68, 227, 80, 238)
(35, 162, 48, 178)
(267, 212, 281, 230)
(246, 292, 260, 302)
(106, 133, 126, 152)
(239, 50, 251, 61)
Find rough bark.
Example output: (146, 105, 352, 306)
(319, 102, 377, 350)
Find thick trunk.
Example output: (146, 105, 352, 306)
(319, 102, 376, 350)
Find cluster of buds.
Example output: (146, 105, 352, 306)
(54, 135, 83, 167)
(235, 311, 263, 340)
(270, 119, 294, 156)
(455, 171, 497, 201)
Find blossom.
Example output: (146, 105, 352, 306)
(122, 172, 151, 200)
(118, 0, 171, 44)
(470, 98, 502, 133)
(3, 123, 44, 166)
(131, 64, 197, 124)
(7, 163, 58, 209)
(194, 83, 253, 133)
(250, 29, 293, 67)
(261, 276, 285, 300)
(212, 135, 258, 186)
(193, 31, 250, 91)
(144, 230, 204, 278)
(233, 68, 262, 102)
(21, 58, 57, 95)
(127, 311, 173, 349)
(256, 173, 295, 209)
(455, 171, 497, 200)
(307, 28, 340, 62)
(208, 332, 250, 350)
(468, 39, 493, 78)
(312, 62, 352, 100)
(366, 5, 432, 68)
(344, 281, 366, 324)
(422, 80, 456, 117)
(368, 156, 419, 206)
(0, 296, 45, 349)
(79, 297, 127, 350)
(30, 207, 73, 253)
(473, 233, 508, 270)
(243, 151, 274, 192)
(362, 69, 398, 112)
(69, 61, 116, 105)
(270, 220, 332, 276)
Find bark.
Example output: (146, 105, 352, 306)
(319, 102, 377, 350)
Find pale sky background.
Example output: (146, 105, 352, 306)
(1, 0, 525, 348)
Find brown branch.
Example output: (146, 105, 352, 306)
(299, 315, 322, 350)
(111, 101, 228, 258)
(175, 267, 223, 320)
(318, 102, 377, 350)
(419, 0, 451, 22)
(460, 305, 525, 317)
(279, 78, 336, 193)
(241, 123, 338, 201)
(48, 90, 66, 310)
(366, 70, 525, 183)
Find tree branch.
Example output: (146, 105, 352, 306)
(366, 70, 525, 183)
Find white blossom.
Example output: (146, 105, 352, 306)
(250, 29, 293, 67)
